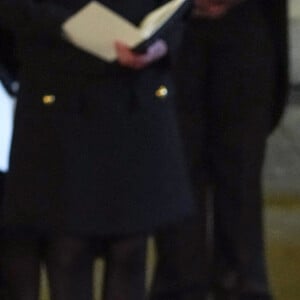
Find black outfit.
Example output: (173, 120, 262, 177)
(151, 1, 288, 300)
(0, 24, 18, 300)
(0, 1, 194, 300)
(0, 0, 194, 237)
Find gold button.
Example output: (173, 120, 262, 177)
(155, 85, 168, 99)
(42, 94, 56, 105)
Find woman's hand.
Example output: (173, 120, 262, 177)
(115, 39, 168, 70)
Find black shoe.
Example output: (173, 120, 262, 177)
(0, 289, 9, 300)
(213, 286, 238, 300)
(149, 288, 207, 300)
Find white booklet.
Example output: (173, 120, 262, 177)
(62, 0, 188, 62)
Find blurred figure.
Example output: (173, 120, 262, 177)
(151, 0, 289, 300)
(0, 1, 194, 300)
(0, 25, 18, 300)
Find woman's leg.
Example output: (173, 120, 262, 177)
(1, 238, 41, 300)
(103, 235, 147, 300)
(45, 236, 94, 300)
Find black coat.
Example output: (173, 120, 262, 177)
(0, 0, 194, 237)
(259, 0, 289, 131)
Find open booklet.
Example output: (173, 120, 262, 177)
(62, 0, 189, 62)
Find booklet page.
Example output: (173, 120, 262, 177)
(62, 1, 143, 62)
(62, 0, 187, 62)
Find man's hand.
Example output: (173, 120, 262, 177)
(115, 39, 168, 70)
(193, 0, 243, 19)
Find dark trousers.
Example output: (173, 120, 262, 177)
(151, 1, 276, 299)
(0, 171, 8, 299)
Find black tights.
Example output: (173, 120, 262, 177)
(103, 236, 147, 300)
(2, 235, 147, 300)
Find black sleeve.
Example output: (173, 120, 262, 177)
(0, 65, 18, 96)
(0, 25, 19, 96)
(259, 0, 289, 132)
(0, 0, 71, 36)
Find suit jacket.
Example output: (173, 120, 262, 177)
(179, 0, 288, 133)
(0, 0, 194, 236)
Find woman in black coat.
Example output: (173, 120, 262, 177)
(0, 1, 194, 299)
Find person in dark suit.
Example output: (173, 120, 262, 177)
(0, 25, 18, 300)
(150, 0, 289, 300)
(0, 1, 194, 300)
